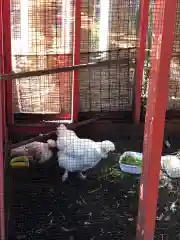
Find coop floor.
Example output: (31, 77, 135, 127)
(7, 122, 180, 240)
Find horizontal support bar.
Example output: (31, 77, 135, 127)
(0, 59, 136, 81)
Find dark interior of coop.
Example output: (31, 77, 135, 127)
(1, 0, 180, 239)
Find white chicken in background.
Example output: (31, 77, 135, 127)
(55, 124, 115, 182)
(11, 139, 57, 164)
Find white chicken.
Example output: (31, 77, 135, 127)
(11, 139, 57, 164)
(56, 124, 77, 151)
(56, 124, 115, 182)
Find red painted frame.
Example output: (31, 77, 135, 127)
(136, 1, 177, 240)
(0, 1, 6, 142)
(0, 0, 5, 238)
(134, 0, 149, 123)
(2, 0, 13, 125)
(73, 0, 81, 122)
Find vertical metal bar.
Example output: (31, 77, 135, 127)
(72, 0, 81, 121)
(3, 0, 13, 124)
(136, 1, 177, 240)
(0, 0, 6, 142)
(134, 0, 150, 123)
(0, 0, 5, 238)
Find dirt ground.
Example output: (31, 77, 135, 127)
(8, 155, 139, 240)
(7, 122, 180, 240)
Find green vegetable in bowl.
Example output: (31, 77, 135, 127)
(119, 151, 142, 167)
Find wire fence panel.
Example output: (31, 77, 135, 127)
(168, 0, 180, 110)
(12, 71, 72, 114)
(143, 0, 180, 112)
(79, 0, 138, 112)
(11, 0, 74, 115)
(10, 0, 139, 116)
(79, 49, 136, 112)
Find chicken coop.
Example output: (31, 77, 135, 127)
(0, 0, 180, 239)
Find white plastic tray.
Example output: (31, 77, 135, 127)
(120, 163, 142, 175)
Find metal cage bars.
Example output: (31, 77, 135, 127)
(3, 0, 81, 125)
(0, 0, 178, 240)
(3, 0, 148, 127)
(1, 0, 149, 130)
(4, 0, 180, 123)
(1, 0, 146, 127)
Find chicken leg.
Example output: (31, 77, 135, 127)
(62, 170, 68, 182)
(78, 172, 87, 180)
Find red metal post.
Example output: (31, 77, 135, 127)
(0, 0, 5, 238)
(73, 0, 81, 122)
(0, 90, 5, 240)
(0, 0, 7, 142)
(136, 1, 177, 240)
(2, 0, 13, 125)
(134, 0, 149, 123)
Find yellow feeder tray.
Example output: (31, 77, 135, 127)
(10, 156, 30, 168)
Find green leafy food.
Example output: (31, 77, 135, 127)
(120, 155, 142, 167)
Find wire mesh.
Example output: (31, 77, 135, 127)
(11, 0, 74, 114)
(168, 0, 180, 110)
(11, 0, 138, 115)
(12, 70, 73, 114)
(143, 0, 180, 111)
(79, 0, 138, 112)
(80, 49, 136, 112)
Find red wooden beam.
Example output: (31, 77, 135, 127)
(2, 0, 13, 125)
(0, 0, 5, 238)
(0, 0, 6, 142)
(134, 0, 149, 123)
(136, 1, 177, 240)
(73, 0, 81, 121)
